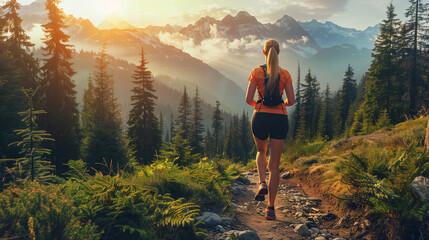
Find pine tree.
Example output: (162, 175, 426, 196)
(204, 127, 213, 157)
(189, 86, 204, 154)
(292, 62, 302, 139)
(84, 44, 126, 171)
(2, 0, 39, 89)
(0, 33, 22, 158)
(318, 84, 334, 140)
(367, 4, 403, 123)
(127, 47, 160, 165)
(159, 112, 164, 143)
(212, 100, 223, 155)
(337, 65, 357, 134)
(177, 86, 191, 140)
(404, 0, 429, 115)
(239, 111, 253, 163)
(298, 70, 320, 140)
(39, 0, 80, 175)
(169, 113, 175, 142)
(9, 88, 54, 183)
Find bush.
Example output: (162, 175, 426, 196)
(336, 145, 429, 220)
(65, 174, 202, 240)
(283, 141, 327, 164)
(0, 181, 99, 240)
(130, 158, 243, 211)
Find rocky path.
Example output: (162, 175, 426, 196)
(205, 171, 370, 240)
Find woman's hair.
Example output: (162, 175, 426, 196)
(264, 39, 280, 96)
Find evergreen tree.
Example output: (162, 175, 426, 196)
(298, 70, 320, 140)
(189, 86, 204, 154)
(367, 4, 403, 123)
(0, 25, 22, 158)
(176, 86, 191, 140)
(239, 111, 253, 163)
(2, 0, 39, 89)
(404, 0, 429, 115)
(337, 65, 357, 134)
(318, 84, 334, 140)
(127, 47, 160, 165)
(169, 113, 175, 142)
(84, 45, 126, 171)
(211, 100, 223, 155)
(39, 0, 80, 175)
(204, 127, 213, 157)
(159, 112, 164, 143)
(292, 62, 302, 139)
(8, 88, 54, 183)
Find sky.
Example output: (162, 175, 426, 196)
(15, 0, 410, 30)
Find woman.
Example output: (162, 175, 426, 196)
(245, 39, 295, 220)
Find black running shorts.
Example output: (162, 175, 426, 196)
(251, 112, 289, 140)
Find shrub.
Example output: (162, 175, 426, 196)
(0, 181, 99, 240)
(65, 174, 202, 240)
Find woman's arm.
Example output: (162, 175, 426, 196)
(284, 82, 295, 106)
(246, 81, 257, 107)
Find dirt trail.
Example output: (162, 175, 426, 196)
(223, 171, 367, 240)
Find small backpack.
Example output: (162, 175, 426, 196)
(257, 64, 283, 106)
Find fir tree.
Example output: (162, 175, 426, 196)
(127, 47, 160, 165)
(239, 111, 253, 163)
(298, 70, 320, 140)
(318, 84, 334, 140)
(9, 88, 54, 183)
(177, 86, 191, 140)
(39, 0, 80, 175)
(337, 65, 357, 134)
(159, 112, 164, 143)
(189, 86, 204, 154)
(204, 127, 213, 157)
(84, 44, 126, 171)
(404, 0, 429, 115)
(211, 100, 223, 155)
(2, 0, 39, 89)
(169, 113, 175, 142)
(292, 62, 302, 139)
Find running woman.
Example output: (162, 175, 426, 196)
(245, 38, 295, 220)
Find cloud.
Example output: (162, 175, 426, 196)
(255, 0, 349, 22)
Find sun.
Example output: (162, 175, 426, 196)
(95, 0, 122, 15)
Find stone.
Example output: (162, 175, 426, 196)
(307, 197, 322, 202)
(320, 229, 328, 234)
(412, 176, 429, 203)
(282, 172, 291, 179)
(311, 227, 320, 234)
(315, 237, 327, 240)
(333, 238, 346, 240)
(195, 212, 222, 227)
(295, 212, 304, 217)
(222, 230, 260, 240)
(216, 225, 226, 233)
(221, 217, 233, 225)
(276, 205, 286, 211)
(294, 224, 311, 236)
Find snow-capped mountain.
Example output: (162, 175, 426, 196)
(98, 15, 136, 30)
(299, 19, 379, 50)
(178, 11, 321, 57)
(18, 0, 246, 114)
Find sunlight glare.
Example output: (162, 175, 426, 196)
(95, 0, 122, 15)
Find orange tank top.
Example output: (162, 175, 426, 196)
(248, 66, 293, 115)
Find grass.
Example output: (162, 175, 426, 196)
(284, 115, 429, 239)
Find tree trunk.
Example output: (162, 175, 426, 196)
(426, 116, 429, 150)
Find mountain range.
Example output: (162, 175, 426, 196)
(17, 0, 379, 121)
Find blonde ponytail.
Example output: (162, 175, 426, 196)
(264, 39, 280, 97)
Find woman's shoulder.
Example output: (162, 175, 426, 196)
(250, 66, 265, 78)
(280, 67, 292, 83)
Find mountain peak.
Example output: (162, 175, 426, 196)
(98, 14, 136, 30)
(234, 11, 258, 24)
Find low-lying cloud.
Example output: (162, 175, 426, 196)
(158, 24, 267, 64)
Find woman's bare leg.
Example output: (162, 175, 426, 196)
(267, 138, 284, 207)
(253, 135, 268, 184)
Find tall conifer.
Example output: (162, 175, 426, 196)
(189, 86, 204, 154)
(39, 0, 79, 174)
(127, 47, 160, 164)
